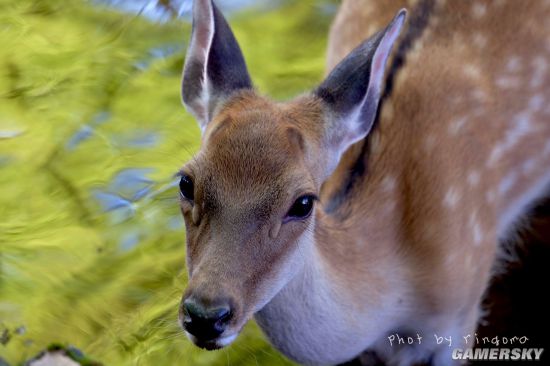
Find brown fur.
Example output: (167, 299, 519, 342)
(323, 0, 549, 309)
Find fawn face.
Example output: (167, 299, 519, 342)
(179, 0, 405, 350)
(178, 94, 322, 349)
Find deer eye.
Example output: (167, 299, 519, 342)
(179, 175, 194, 201)
(286, 195, 316, 220)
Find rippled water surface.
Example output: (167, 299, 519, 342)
(0, 0, 335, 364)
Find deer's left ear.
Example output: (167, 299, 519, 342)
(182, 0, 252, 132)
(315, 9, 407, 168)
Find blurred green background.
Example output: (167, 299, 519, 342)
(0, 0, 336, 364)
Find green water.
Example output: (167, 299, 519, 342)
(0, 1, 334, 364)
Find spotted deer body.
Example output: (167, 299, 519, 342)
(177, 0, 550, 365)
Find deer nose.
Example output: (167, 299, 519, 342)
(182, 297, 232, 340)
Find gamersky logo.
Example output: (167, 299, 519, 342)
(452, 348, 544, 361)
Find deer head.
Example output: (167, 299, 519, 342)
(178, 0, 406, 350)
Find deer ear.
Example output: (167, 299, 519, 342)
(182, 0, 252, 132)
(315, 9, 406, 166)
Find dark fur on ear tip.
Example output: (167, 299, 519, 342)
(314, 31, 385, 115)
(315, 9, 407, 116)
(181, 0, 253, 128)
(207, 1, 252, 93)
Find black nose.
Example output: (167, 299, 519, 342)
(182, 297, 232, 340)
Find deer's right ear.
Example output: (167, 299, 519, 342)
(182, 0, 252, 132)
(314, 9, 406, 174)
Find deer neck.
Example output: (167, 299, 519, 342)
(255, 185, 407, 365)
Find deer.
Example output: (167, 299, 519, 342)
(176, 0, 550, 364)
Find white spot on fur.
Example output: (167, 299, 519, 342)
(496, 76, 520, 89)
(487, 144, 504, 166)
(530, 56, 548, 89)
(506, 57, 521, 72)
(469, 212, 483, 246)
(449, 95, 463, 106)
(370, 131, 382, 154)
(448, 117, 467, 135)
(383, 201, 397, 215)
(473, 223, 483, 246)
(528, 94, 544, 111)
(463, 64, 481, 79)
(381, 100, 395, 121)
(467, 171, 481, 187)
(508, 111, 533, 143)
(446, 252, 457, 265)
(407, 39, 425, 62)
(424, 135, 436, 151)
(472, 88, 487, 103)
(472, 34, 488, 48)
(444, 187, 460, 209)
(381, 176, 397, 192)
(472, 3, 487, 18)
(498, 171, 517, 196)
(488, 110, 536, 166)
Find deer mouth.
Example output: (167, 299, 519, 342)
(185, 331, 238, 350)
